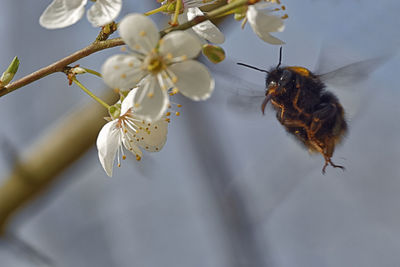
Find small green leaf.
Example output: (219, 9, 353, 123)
(0, 56, 20, 86)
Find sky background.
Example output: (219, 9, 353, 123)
(0, 0, 400, 266)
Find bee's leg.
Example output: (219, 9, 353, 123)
(270, 99, 286, 119)
(321, 138, 345, 174)
(310, 103, 337, 135)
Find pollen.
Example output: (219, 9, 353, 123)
(171, 76, 178, 83)
(165, 118, 171, 123)
(169, 87, 179, 96)
(122, 155, 127, 160)
(136, 155, 141, 161)
(128, 62, 134, 67)
(166, 111, 171, 116)
(121, 73, 127, 79)
(120, 47, 127, 52)
(135, 103, 140, 108)
(175, 112, 180, 116)
(113, 65, 120, 70)
(281, 14, 289, 19)
(139, 31, 146, 36)
(177, 104, 182, 108)
(166, 53, 173, 60)
(147, 92, 154, 98)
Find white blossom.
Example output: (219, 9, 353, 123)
(96, 89, 168, 177)
(39, 0, 122, 29)
(246, 2, 285, 45)
(101, 13, 214, 122)
(183, 7, 225, 44)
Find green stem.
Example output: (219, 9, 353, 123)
(82, 67, 102, 78)
(144, 5, 169, 16)
(160, 0, 259, 36)
(72, 78, 110, 109)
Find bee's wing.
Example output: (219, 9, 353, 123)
(207, 60, 266, 116)
(316, 55, 390, 87)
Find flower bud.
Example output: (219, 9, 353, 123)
(0, 56, 19, 86)
(202, 44, 225, 64)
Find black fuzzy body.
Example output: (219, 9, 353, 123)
(264, 66, 347, 172)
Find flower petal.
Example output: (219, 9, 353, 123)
(187, 8, 225, 44)
(159, 31, 201, 60)
(119, 13, 159, 54)
(132, 76, 170, 122)
(86, 0, 122, 27)
(247, 6, 285, 45)
(120, 88, 137, 114)
(39, 0, 87, 29)
(101, 54, 146, 90)
(96, 120, 120, 177)
(168, 60, 214, 101)
(135, 117, 168, 152)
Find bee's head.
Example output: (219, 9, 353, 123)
(266, 67, 293, 96)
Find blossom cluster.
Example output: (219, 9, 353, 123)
(39, 0, 288, 176)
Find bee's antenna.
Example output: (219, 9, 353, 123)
(276, 46, 283, 69)
(237, 63, 269, 74)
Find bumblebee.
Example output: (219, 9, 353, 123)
(238, 47, 363, 173)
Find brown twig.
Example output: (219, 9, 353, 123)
(0, 38, 125, 98)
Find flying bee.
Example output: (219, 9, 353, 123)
(237, 47, 387, 173)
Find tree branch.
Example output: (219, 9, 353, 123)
(0, 38, 124, 97)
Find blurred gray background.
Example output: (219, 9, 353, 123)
(0, 0, 399, 266)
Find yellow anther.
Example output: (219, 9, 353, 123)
(121, 73, 126, 79)
(113, 88, 120, 93)
(136, 155, 142, 161)
(181, 55, 188, 60)
(177, 104, 182, 108)
(147, 92, 154, 98)
(118, 163, 121, 167)
(166, 111, 171, 116)
(281, 14, 289, 19)
(166, 53, 173, 60)
(165, 118, 170, 123)
(175, 112, 180, 116)
(122, 155, 127, 160)
(124, 129, 127, 133)
(170, 87, 179, 95)
(281, 5, 286, 10)
(140, 31, 146, 36)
